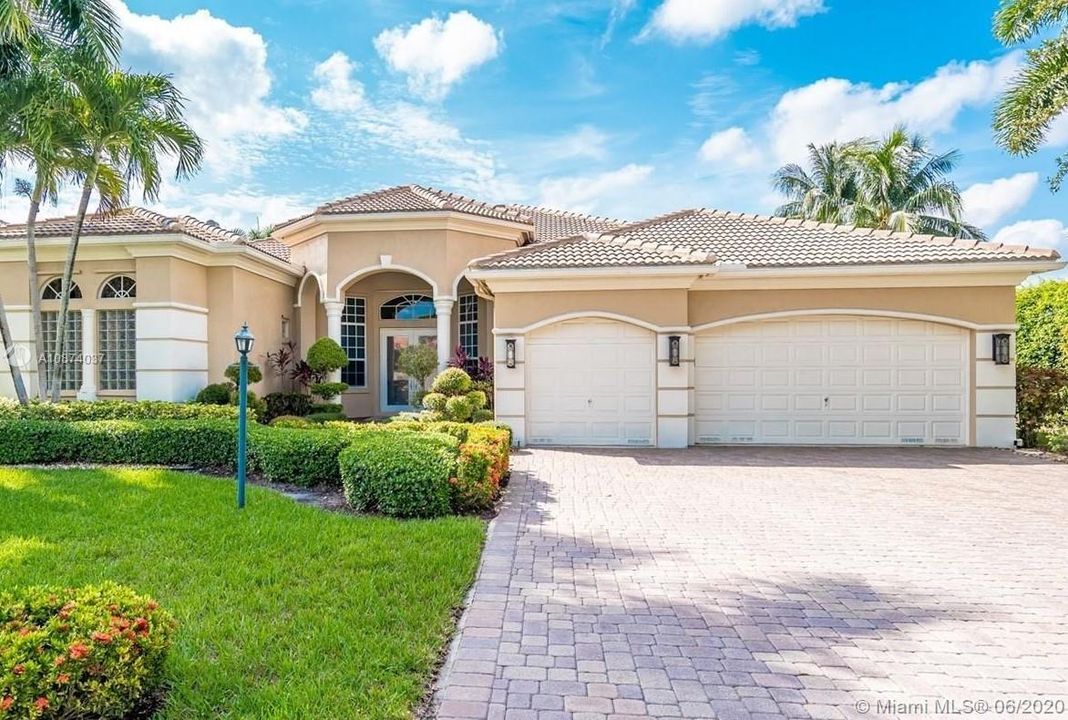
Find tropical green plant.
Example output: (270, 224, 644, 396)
(993, 0, 1068, 190)
(49, 63, 203, 400)
(225, 362, 264, 385)
(246, 224, 275, 240)
(1017, 280, 1068, 370)
(774, 126, 984, 238)
(0, 0, 121, 79)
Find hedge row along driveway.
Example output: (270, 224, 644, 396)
(0, 467, 485, 718)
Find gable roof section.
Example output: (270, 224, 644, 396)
(472, 209, 1060, 271)
(0, 207, 292, 262)
(505, 204, 625, 243)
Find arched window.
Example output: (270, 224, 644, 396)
(99, 275, 137, 299)
(380, 294, 435, 320)
(41, 278, 81, 300)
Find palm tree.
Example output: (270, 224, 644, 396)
(246, 224, 276, 240)
(773, 141, 861, 224)
(773, 127, 984, 239)
(0, 0, 120, 78)
(48, 62, 203, 400)
(992, 0, 1068, 191)
(1, 44, 86, 400)
(850, 128, 983, 239)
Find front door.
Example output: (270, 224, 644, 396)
(380, 329, 437, 412)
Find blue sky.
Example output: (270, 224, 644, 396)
(2, 0, 1066, 268)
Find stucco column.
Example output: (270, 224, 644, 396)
(435, 297, 455, 368)
(323, 300, 344, 383)
(76, 308, 97, 401)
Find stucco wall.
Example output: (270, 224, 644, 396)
(493, 289, 690, 329)
(689, 286, 1017, 327)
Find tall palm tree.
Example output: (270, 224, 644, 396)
(850, 128, 983, 239)
(49, 63, 203, 400)
(773, 127, 984, 239)
(992, 0, 1068, 191)
(1, 44, 86, 400)
(773, 141, 861, 224)
(0, 0, 120, 78)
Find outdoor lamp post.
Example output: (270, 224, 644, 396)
(234, 323, 255, 509)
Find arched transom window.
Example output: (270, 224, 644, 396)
(380, 294, 435, 320)
(99, 275, 137, 299)
(41, 278, 81, 300)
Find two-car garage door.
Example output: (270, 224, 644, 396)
(522, 315, 969, 447)
(695, 316, 968, 445)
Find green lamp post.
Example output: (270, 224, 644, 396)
(234, 323, 255, 509)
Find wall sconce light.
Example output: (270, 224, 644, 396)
(505, 338, 517, 369)
(668, 335, 681, 367)
(992, 333, 1011, 365)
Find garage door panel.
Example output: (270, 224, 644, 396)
(526, 319, 655, 447)
(696, 316, 968, 446)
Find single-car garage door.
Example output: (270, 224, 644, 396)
(526, 319, 655, 446)
(695, 315, 968, 445)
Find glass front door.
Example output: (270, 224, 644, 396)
(380, 329, 437, 412)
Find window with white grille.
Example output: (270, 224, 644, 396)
(41, 311, 82, 391)
(459, 295, 479, 365)
(341, 297, 366, 387)
(41, 278, 81, 300)
(98, 310, 135, 391)
(99, 275, 136, 299)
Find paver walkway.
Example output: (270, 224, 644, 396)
(431, 447, 1068, 720)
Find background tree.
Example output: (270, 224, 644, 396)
(774, 126, 983, 239)
(0, 0, 120, 78)
(993, 0, 1068, 190)
(49, 64, 203, 400)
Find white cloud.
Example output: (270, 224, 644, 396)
(960, 172, 1038, 228)
(538, 164, 654, 214)
(115, 2, 307, 176)
(308, 53, 518, 200)
(993, 219, 1068, 252)
(767, 54, 1021, 163)
(154, 185, 314, 231)
(311, 52, 366, 112)
(642, 0, 825, 43)
(699, 127, 763, 169)
(539, 125, 611, 162)
(374, 11, 501, 100)
(601, 0, 637, 47)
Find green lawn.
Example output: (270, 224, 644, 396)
(0, 467, 485, 719)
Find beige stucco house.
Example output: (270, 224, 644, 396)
(0, 184, 1062, 449)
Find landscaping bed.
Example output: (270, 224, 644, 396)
(0, 467, 485, 718)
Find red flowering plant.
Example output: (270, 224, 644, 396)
(0, 582, 176, 718)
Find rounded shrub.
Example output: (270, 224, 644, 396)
(471, 409, 494, 423)
(310, 381, 348, 402)
(0, 582, 176, 718)
(431, 368, 471, 395)
(195, 383, 233, 405)
(444, 395, 473, 421)
(421, 392, 447, 413)
(465, 389, 487, 409)
(339, 430, 459, 518)
(224, 362, 263, 385)
(306, 338, 347, 375)
(305, 411, 347, 424)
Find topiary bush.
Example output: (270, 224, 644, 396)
(224, 362, 264, 385)
(249, 426, 353, 486)
(195, 383, 232, 406)
(0, 420, 236, 468)
(306, 338, 347, 377)
(420, 368, 486, 422)
(310, 381, 348, 402)
(339, 430, 459, 518)
(0, 582, 176, 718)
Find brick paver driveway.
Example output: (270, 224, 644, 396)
(431, 448, 1068, 720)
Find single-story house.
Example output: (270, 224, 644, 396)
(0, 184, 1062, 448)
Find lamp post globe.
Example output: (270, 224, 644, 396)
(233, 323, 255, 508)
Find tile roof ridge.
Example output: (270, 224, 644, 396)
(610, 208, 702, 236)
(504, 203, 627, 225)
(174, 214, 246, 243)
(416, 184, 532, 223)
(316, 184, 414, 212)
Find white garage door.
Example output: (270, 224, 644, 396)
(695, 315, 968, 446)
(526, 319, 655, 446)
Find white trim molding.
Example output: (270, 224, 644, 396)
(331, 263, 440, 301)
(295, 271, 327, 307)
(495, 311, 690, 336)
(132, 301, 209, 315)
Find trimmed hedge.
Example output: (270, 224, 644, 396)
(340, 431, 459, 518)
(0, 399, 240, 422)
(0, 582, 176, 718)
(263, 393, 313, 422)
(249, 426, 354, 487)
(0, 420, 236, 467)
